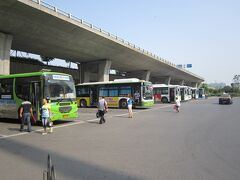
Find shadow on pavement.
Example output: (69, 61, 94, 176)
(0, 118, 20, 124)
(0, 138, 141, 180)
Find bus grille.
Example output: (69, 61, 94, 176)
(59, 102, 71, 106)
(59, 106, 72, 113)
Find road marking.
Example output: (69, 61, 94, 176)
(0, 134, 7, 137)
(0, 104, 175, 139)
(113, 104, 173, 117)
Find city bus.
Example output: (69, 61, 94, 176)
(180, 86, 192, 101)
(75, 78, 154, 108)
(153, 84, 181, 103)
(191, 88, 199, 99)
(198, 88, 205, 98)
(0, 71, 78, 121)
(187, 86, 192, 100)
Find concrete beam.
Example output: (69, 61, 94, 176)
(150, 76, 171, 85)
(0, 32, 12, 75)
(190, 82, 198, 88)
(173, 80, 185, 86)
(126, 70, 151, 81)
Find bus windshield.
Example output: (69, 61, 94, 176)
(143, 82, 153, 100)
(44, 74, 76, 102)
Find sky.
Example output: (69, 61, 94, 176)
(44, 0, 240, 85)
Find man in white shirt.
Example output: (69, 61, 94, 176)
(175, 97, 181, 112)
(98, 96, 108, 124)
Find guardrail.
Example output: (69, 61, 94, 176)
(30, 0, 203, 80)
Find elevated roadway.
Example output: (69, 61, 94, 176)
(0, 0, 204, 85)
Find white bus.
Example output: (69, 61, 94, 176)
(153, 84, 181, 103)
(179, 86, 189, 101)
(191, 88, 199, 99)
(198, 88, 205, 98)
(187, 86, 192, 100)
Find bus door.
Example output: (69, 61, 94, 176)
(169, 88, 175, 102)
(30, 82, 41, 121)
(192, 89, 196, 99)
(90, 87, 98, 106)
(180, 88, 184, 101)
(133, 86, 141, 105)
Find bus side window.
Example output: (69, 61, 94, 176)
(119, 86, 131, 97)
(99, 88, 108, 97)
(16, 81, 30, 100)
(77, 87, 89, 97)
(0, 79, 13, 98)
(0, 82, 4, 93)
(15, 77, 40, 100)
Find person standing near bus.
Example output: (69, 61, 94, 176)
(19, 96, 34, 132)
(41, 99, 51, 135)
(98, 96, 108, 124)
(127, 94, 133, 118)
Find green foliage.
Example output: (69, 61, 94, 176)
(233, 74, 240, 84)
(203, 75, 240, 97)
(200, 83, 209, 94)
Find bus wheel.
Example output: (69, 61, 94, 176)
(119, 99, 128, 109)
(80, 100, 87, 108)
(161, 97, 168, 103)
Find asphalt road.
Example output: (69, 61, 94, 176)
(0, 97, 240, 180)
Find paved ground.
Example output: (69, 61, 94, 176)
(0, 97, 240, 180)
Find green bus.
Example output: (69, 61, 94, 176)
(0, 71, 78, 121)
(75, 78, 154, 108)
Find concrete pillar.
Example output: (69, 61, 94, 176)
(0, 32, 12, 75)
(142, 70, 151, 81)
(79, 60, 112, 83)
(98, 60, 112, 82)
(164, 76, 171, 85)
(179, 80, 185, 86)
(79, 62, 91, 83)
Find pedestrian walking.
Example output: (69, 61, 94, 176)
(127, 94, 133, 118)
(98, 96, 108, 124)
(174, 97, 181, 112)
(41, 98, 51, 135)
(19, 96, 34, 132)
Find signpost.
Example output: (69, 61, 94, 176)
(177, 64, 192, 69)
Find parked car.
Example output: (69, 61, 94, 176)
(219, 93, 233, 104)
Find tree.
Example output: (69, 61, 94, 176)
(200, 83, 209, 94)
(233, 75, 240, 84)
(40, 55, 54, 65)
(222, 86, 232, 93)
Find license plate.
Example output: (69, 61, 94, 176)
(63, 115, 69, 118)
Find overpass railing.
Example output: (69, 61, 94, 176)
(30, 0, 203, 80)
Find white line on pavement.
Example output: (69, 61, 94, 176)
(0, 104, 173, 139)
